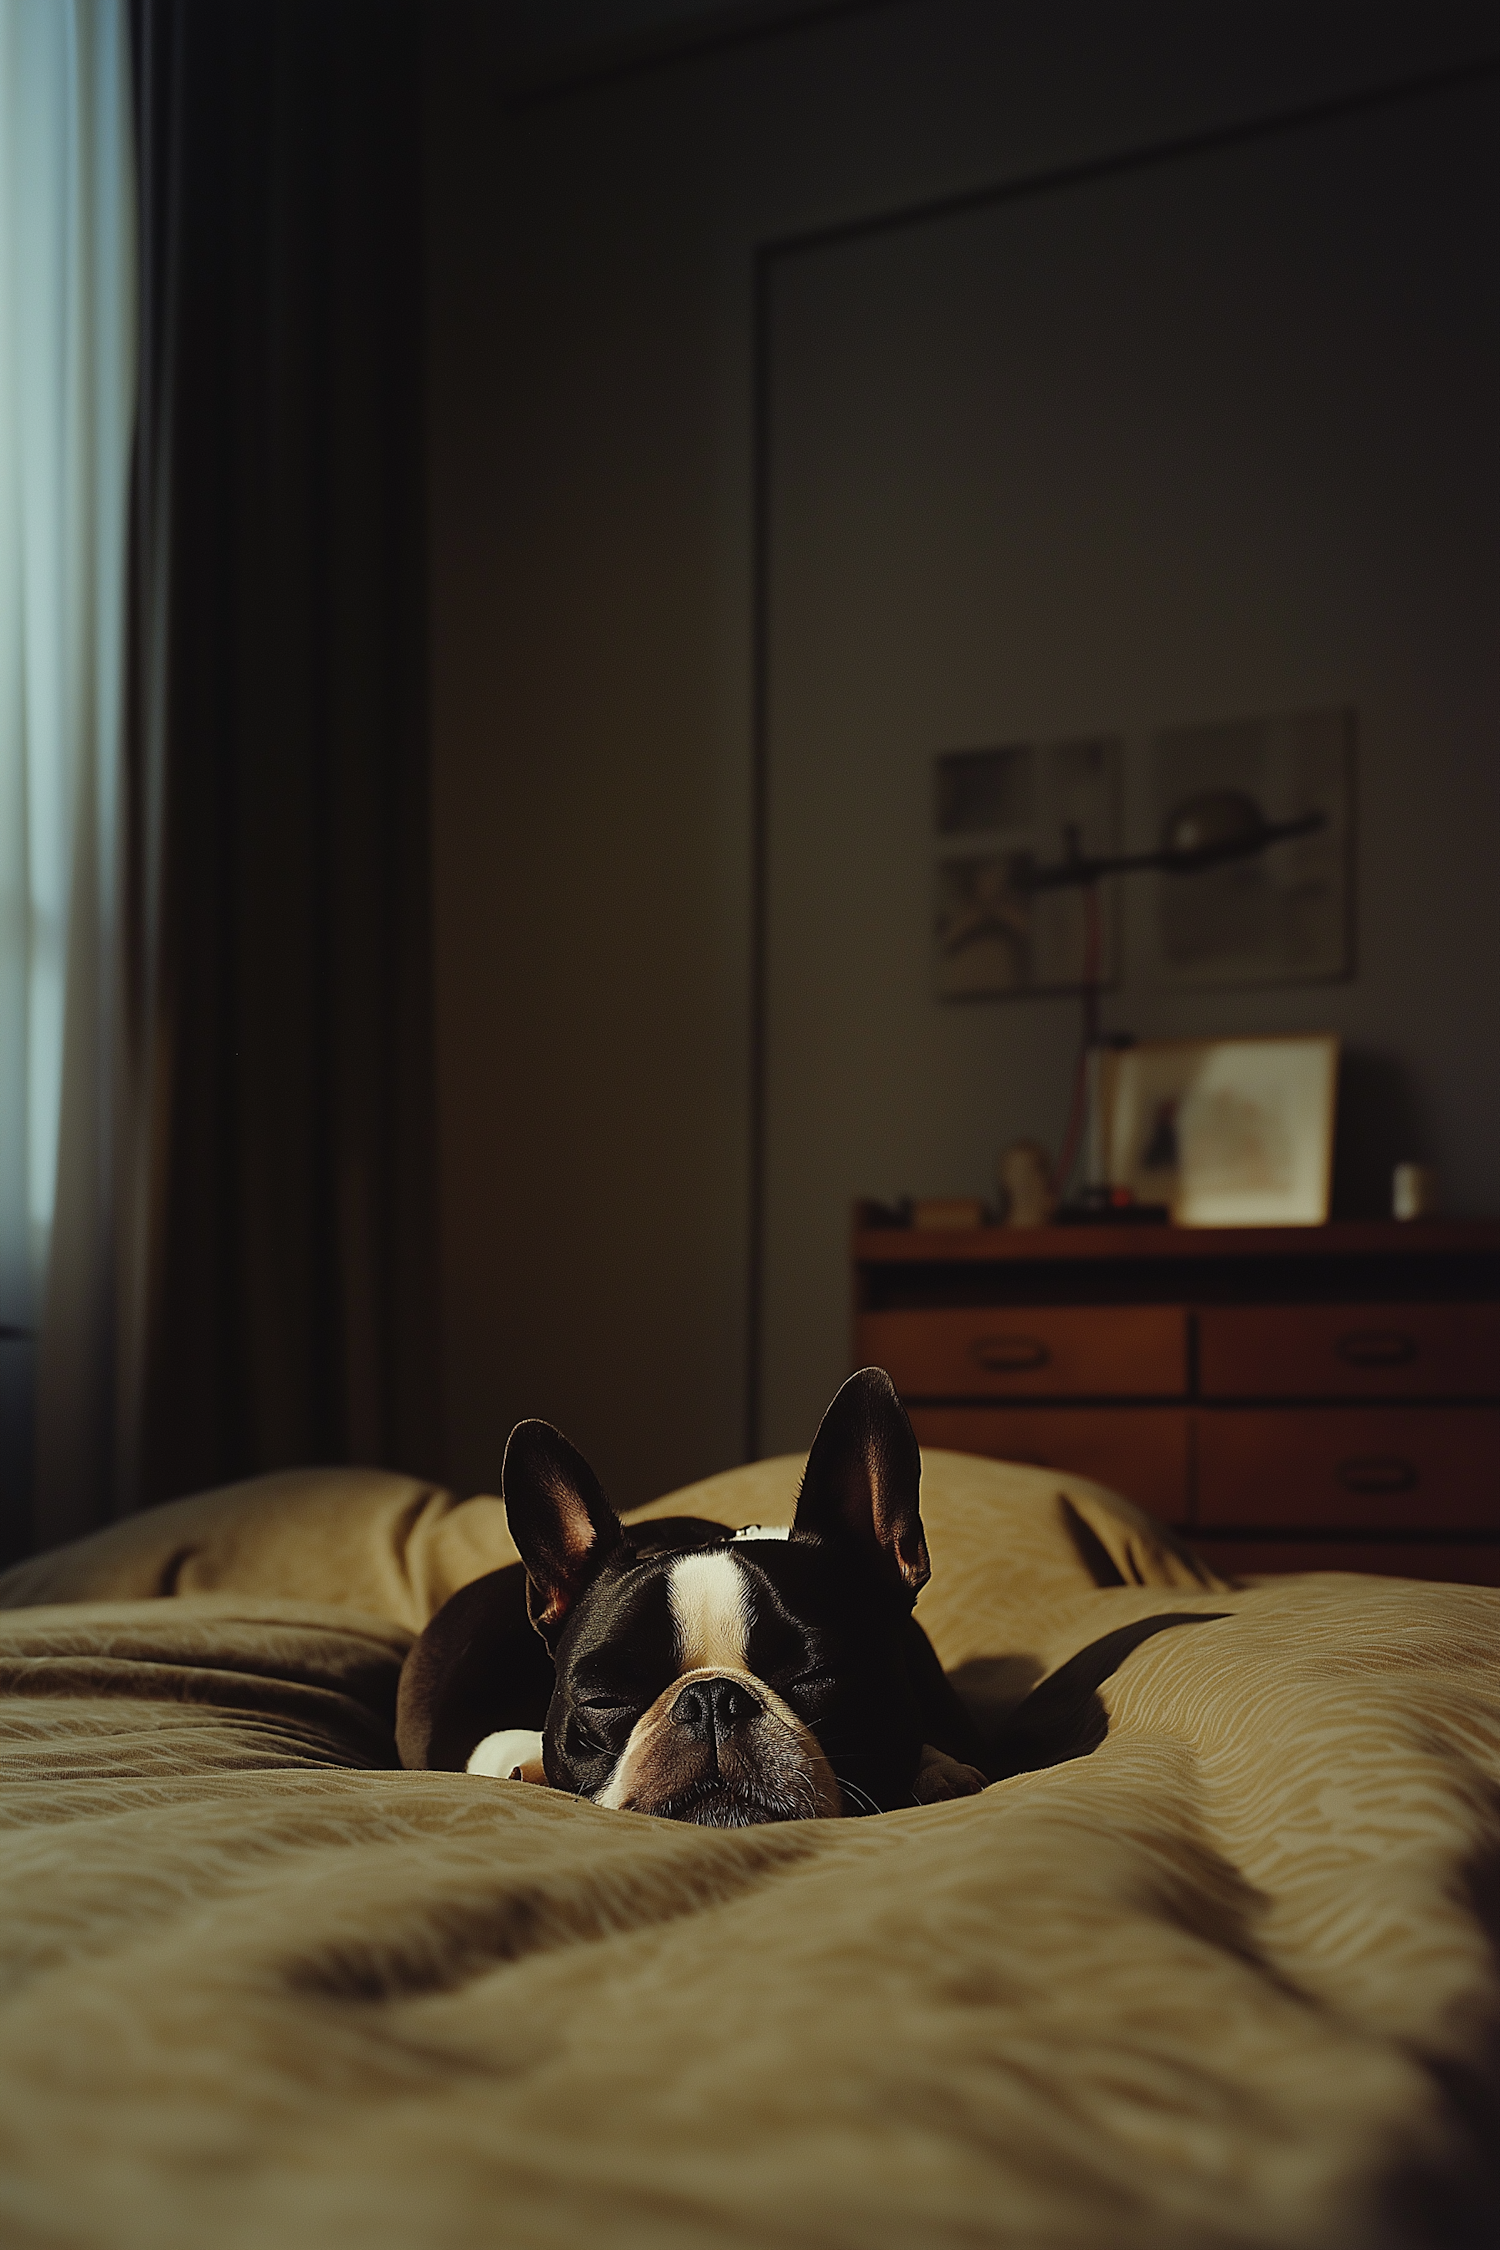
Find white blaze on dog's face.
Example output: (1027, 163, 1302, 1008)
(501, 1371, 934, 1824)
(671, 1550, 751, 1671)
(589, 1550, 842, 1821)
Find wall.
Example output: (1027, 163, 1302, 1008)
(424, 0, 1500, 1504)
(760, 72, 1499, 1448)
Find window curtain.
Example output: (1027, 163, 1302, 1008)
(23, 0, 442, 1554)
(0, 0, 136, 1562)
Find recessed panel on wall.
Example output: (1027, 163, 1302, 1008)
(759, 78, 1500, 1455)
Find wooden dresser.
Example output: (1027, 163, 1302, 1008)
(852, 1206, 1500, 1583)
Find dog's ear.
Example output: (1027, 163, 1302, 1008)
(502, 1420, 623, 1645)
(792, 1367, 930, 1604)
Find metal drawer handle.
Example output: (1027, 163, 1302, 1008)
(1336, 1330, 1417, 1369)
(971, 1335, 1051, 1374)
(1337, 1456, 1419, 1496)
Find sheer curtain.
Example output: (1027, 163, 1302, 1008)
(3, 0, 438, 1560)
(107, 0, 441, 1524)
(0, 0, 136, 1559)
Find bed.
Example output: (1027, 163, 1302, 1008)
(0, 1451, 1495, 2248)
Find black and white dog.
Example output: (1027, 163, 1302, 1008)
(396, 1367, 986, 1823)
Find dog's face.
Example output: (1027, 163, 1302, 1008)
(502, 1369, 933, 1824)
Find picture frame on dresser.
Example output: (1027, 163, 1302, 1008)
(1100, 1033, 1339, 1227)
(852, 1205, 1500, 1584)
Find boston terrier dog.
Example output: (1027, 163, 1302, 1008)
(396, 1367, 986, 1822)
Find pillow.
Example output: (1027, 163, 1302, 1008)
(0, 1450, 1223, 1651)
(628, 1452, 1224, 1669)
(0, 1469, 505, 1635)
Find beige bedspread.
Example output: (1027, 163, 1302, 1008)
(0, 1454, 1495, 2249)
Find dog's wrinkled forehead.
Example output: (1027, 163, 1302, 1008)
(565, 1529, 827, 1687)
(577, 1543, 759, 1656)
(663, 1525, 797, 1667)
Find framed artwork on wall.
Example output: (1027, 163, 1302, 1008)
(1144, 708, 1355, 990)
(932, 736, 1122, 997)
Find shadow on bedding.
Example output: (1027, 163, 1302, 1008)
(1400, 1827, 1500, 2238)
(955, 1611, 1228, 1781)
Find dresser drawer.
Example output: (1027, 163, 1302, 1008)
(1196, 1303, 1500, 1399)
(1189, 1536, 1500, 1587)
(906, 1406, 1189, 1522)
(858, 1305, 1186, 1399)
(1195, 1408, 1500, 1531)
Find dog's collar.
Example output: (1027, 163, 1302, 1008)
(731, 1523, 790, 1542)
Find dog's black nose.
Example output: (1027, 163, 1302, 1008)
(670, 1677, 759, 1741)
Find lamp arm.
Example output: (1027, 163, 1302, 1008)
(1015, 808, 1326, 892)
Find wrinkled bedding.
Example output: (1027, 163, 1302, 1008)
(0, 1453, 1496, 2249)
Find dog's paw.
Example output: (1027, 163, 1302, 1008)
(467, 1728, 546, 1780)
(914, 1744, 987, 1803)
